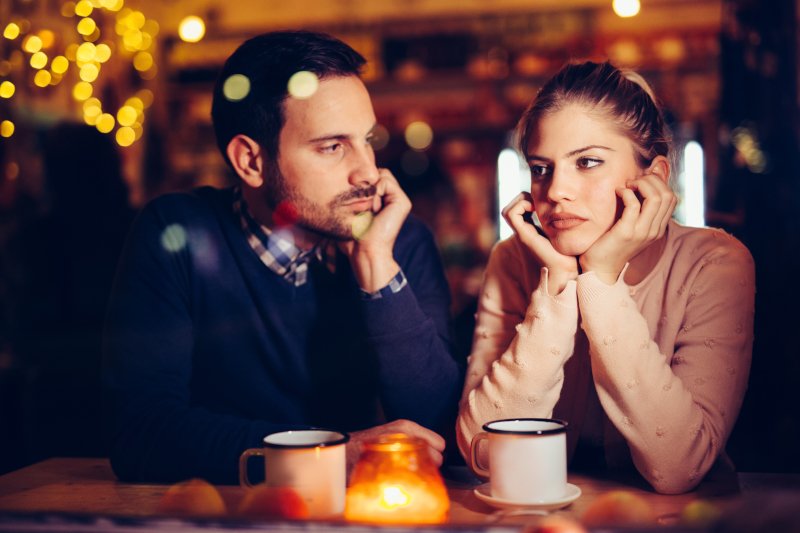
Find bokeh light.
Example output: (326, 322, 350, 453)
(51, 55, 69, 74)
(30, 51, 48, 69)
(72, 81, 93, 100)
(0, 120, 14, 138)
(404, 121, 434, 150)
(95, 43, 111, 63)
(23, 35, 43, 54)
(287, 71, 319, 99)
(116, 126, 135, 147)
(79, 63, 100, 82)
(612, 0, 641, 18)
(38, 30, 55, 49)
(0, 81, 15, 98)
(96, 113, 115, 133)
(3, 23, 21, 40)
(77, 18, 97, 36)
(75, 0, 93, 17)
(223, 74, 250, 101)
(370, 124, 390, 151)
(178, 16, 205, 43)
(76, 42, 96, 62)
(117, 105, 137, 126)
(34, 70, 52, 87)
(133, 51, 153, 71)
(161, 224, 188, 252)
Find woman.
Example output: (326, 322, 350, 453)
(456, 61, 755, 494)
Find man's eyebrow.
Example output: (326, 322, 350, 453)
(308, 124, 378, 144)
(526, 145, 614, 162)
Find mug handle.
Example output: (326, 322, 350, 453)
(239, 448, 264, 488)
(469, 431, 490, 478)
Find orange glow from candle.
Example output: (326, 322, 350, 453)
(345, 433, 449, 524)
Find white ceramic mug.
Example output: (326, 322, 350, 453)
(239, 429, 349, 518)
(469, 418, 568, 504)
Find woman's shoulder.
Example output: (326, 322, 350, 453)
(665, 221, 754, 272)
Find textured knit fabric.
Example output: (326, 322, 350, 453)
(457, 220, 755, 494)
(104, 186, 462, 484)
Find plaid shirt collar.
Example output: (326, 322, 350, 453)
(233, 187, 336, 286)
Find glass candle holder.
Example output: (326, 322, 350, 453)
(344, 433, 450, 524)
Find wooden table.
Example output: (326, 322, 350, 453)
(0, 458, 748, 531)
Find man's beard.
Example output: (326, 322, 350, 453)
(262, 164, 377, 241)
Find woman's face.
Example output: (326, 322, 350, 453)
(526, 103, 644, 257)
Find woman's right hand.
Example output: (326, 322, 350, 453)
(502, 192, 578, 295)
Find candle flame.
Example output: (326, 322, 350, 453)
(380, 485, 410, 509)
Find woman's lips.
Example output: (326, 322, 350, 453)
(548, 214, 587, 230)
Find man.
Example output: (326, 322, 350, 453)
(103, 30, 462, 484)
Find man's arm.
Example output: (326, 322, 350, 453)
(103, 197, 306, 484)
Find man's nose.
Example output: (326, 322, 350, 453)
(348, 144, 379, 186)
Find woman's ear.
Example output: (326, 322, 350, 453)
(226, 134, 266, 188)
(647, 155, 670, 184)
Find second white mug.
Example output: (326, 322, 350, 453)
(469, 418, 568, 504)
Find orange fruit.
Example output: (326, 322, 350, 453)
(237, 484, 310, 520)
(681, 499, 722, 526)
(525, 515, 588, 533)
(582, 490, 656, 527)
(156, 478, 227, 516)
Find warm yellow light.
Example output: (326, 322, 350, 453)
(129, 11, 145, 29)
(65, 43, 79, 61)
(136, 89, 153, 108)
(34, 70, 52, 87)
(404, 121, 433, 150)
(80, 63, 100, 82)
(23, 35, 43, 53)
(612, 0, 641, 18)
(49, 73, 63, 86)
(117, 105, 137, 126)
(75, 0, 93, 17)
(76, 42, 96, 62)
(77, 18, 97, 36)
(95, 43, 111, 62)
(51, 55, 69, 74)
(72, 81, 93, 101)
(0, 120, 14, 138)
(133, 51, 153, 71)
(30, 51, 48, 69)
(116, 126, 135, 146)
(125, 96, 144, 111)
(178, 16, 205, 43)
(3, 23, 21, 40)
(105, 0, 124, 12)
(140, 32, 153, 50)
(61, 2, 76, 17)
(100, 0, 117, 7)
(96, 113, 115, 133)
(123, 30, 143, 50)
(223, 74, 250, 101)
(345, 434, 449, 525)
(132, 122, 143, 140)
(143, 19, 159, 37)
(287, 71, 319, 99)
(38, 30, 56, 49)
(85, 27, 101, 43)
(83, 97, 102, 112)
(0, 81, 15, 98)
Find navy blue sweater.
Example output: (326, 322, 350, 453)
(103, 187, 462, 484)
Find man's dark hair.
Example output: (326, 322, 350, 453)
(211, 30, 366, 168)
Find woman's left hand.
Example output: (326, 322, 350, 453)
(579, 173, 677, 284)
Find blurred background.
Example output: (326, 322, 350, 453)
(0, 0, 798, 478)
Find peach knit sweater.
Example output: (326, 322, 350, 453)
(457, 221, 755, 494)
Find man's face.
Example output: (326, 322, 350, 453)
(260, 75, 380, 240)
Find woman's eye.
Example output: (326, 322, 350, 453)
(577, 157, 602, 169)
(530, 164, 551, 179)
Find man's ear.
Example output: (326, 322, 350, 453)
(226, 134, 266, 188)
(647, 155, 670, 184)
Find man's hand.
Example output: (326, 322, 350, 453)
(339, 169, 411, 293)
(579, 174, 676, 284)
(346, 419, 445, 475)
(502, 192, 578, 295)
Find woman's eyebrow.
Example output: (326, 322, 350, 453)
(564, 145, 614, 157)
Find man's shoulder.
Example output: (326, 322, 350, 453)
(141, 186, 234, 222)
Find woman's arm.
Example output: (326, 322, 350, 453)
(578, 233, 755, 493)
(456, 239, 579, 462)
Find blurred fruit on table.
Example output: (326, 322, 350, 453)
(581, 489, 656, 527)
(237, 484, 310, 520)
(156, 478, 227, 516)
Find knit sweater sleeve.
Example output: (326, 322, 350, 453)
(577, 235, 755, 494)
(456, 239, 579, 462)
(359, 216, 462, 436)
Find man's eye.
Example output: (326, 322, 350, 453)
(577, 157, 602, 169)
(320, 143, 342, 153)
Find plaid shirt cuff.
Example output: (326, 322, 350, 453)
(360, 269, 408, 300)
